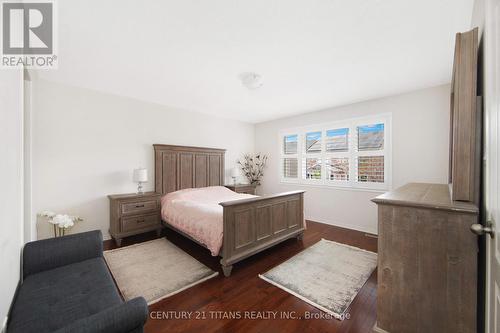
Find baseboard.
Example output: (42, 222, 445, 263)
(1, 316, 7, 333)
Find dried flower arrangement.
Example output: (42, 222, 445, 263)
(237, 153, 269, 185)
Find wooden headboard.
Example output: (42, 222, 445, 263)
(154, 144, 226, 195)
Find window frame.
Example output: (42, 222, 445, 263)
(279, 114, 392, 191)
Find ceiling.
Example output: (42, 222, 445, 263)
(37, 0, 474, 123)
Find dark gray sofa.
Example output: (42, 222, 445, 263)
(7, 230, 148, 333)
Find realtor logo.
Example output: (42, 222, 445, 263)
(1, 0, 57, 68)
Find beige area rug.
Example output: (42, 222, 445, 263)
(259, 239, 377, 320)
(104, 238, 218, 305)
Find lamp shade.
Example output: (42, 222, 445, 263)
(230, 167, 239, 178)
(133, 168, 148, 183)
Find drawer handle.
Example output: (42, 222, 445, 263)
(135, 204, 145, 208)
(137, 219, 146, 223)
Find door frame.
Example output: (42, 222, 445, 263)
(483, 0, 500, 332)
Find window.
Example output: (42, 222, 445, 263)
(326, 128, 349, 152)
(358, 124, 384, 151)
(279, 114, 391, 190)
(281, 135, 299, 179)
(306, 158, 321, 179)
(326, 157, 349, 181)
(283, 158, 298, 178)
(305, 132, 322, 153)
(358, 156, 384, 182)
(283, 134, 298, 154)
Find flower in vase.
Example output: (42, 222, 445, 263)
(237, 153, 269, 185)
(52, 214, 75, 229)
(38, 211, 83, 237)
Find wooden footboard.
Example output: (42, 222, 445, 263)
(218, 190, 305, 277)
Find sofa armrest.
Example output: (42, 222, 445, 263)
(23, 230, 103, 279)
(52, 297, 148, 333)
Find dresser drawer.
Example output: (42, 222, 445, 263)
(235, 187, 256, 195)
(121, 200, 158, 215)
(121, 213, 160, 232)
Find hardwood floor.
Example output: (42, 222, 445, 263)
(104, 221, 378, 333)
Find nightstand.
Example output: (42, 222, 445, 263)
(108, 192, 162, 247)
(225, 184, 257, 195)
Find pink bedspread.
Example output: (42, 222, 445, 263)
(161, 186, 257, 256)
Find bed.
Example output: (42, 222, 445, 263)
(154, 144, 305, 277)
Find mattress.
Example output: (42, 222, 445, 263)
(161, 186, 257, 256)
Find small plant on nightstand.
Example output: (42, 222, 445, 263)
(38, 211, 83, 237)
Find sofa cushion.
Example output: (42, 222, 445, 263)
(8, 257, 122, 333)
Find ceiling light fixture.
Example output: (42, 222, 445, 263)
(239, 72, 263, 90)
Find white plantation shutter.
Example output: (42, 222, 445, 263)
(280, 134, 299, 180)
(304, 157, 322, 180)
(325, 128, 350, 185)
(303, 132, 322, 180)
(352, 123, 387, 188)
(284, 135, 298, 154)
(283, 158, 298, 178)
(279, 114, 391, 190)
(326, 157, 349, 181)
(357, 156, 384, 182)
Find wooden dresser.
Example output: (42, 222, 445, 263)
(224, 184, 257, 195)
(370, 28, 482, 333)
(372, 183, 478, 333)
(108, 192, 162, 246)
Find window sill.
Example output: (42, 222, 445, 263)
(278, 180, 389, 193)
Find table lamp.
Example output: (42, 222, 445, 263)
(133, 168, 148, 194)
(231, 167, 239, 185)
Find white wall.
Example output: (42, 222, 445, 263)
(24, 75, 34, 242)
(31, 80, 450, 238)
(472, 0, 485, 34)
(32, 79, 255, 240)
(0, 69, 24, 326)
(255, 84, 451, 234)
